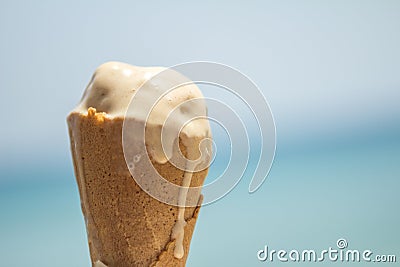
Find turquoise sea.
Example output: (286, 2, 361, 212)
(1, 127, 398, 266)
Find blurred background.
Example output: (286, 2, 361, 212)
(0, 1, 399, 266)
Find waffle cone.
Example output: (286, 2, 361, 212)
(67, 108, 207, 267)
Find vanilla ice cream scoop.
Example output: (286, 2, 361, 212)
(75, 61, 211, 163)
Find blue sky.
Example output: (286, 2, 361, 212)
(0, 0, 399, 169)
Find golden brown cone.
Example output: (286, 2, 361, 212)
(67, 108, 207, 267)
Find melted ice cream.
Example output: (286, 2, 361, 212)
(71, 61, 211, 259)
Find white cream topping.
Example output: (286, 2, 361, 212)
(74, 61, 211, 164)
(75, 62, 163, 118)
(72, 61, 211, 259)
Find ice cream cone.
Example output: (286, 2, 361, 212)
(67, 62, 211, 267)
